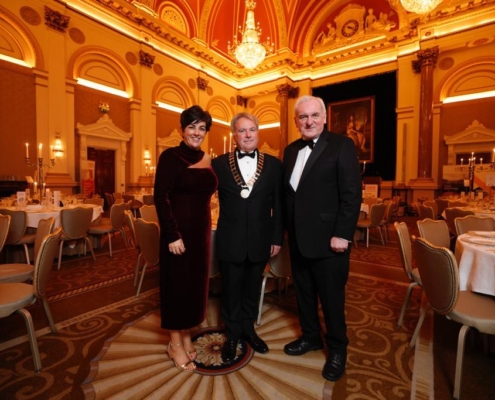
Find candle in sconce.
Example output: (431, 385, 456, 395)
(223, 136, 226, 154)
(229, 133, 232, 152)
(38, 143, 43, 158)
(492, 148, 495, 163)
(362, 161, 366, 173)
(34, 182, 37, 192)
(480, 158, 483, 165)
(25, 143, 29, 158)
(460, 158, 463, 166)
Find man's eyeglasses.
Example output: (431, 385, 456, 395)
(298, 113, 323, 122)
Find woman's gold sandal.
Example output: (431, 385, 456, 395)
(167, 342, 196, 372)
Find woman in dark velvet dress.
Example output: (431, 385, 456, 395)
(154, 105, 218, 372)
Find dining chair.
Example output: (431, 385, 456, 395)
(57, 207, 96, 270)
(133, 218, 159, 297)
(0, 214, 10, 254)
(417, 204, 435, 220)
(444, 208, 475, 237)
(362, 197, 378, 208)
(142, 194, 155, 206)
(423, 200, 438, 219)
(124, 210, 143, 290)
(0, 209, 36, 264)
(84, 197, 105, 225)
(88, 202, 128, 257)
(0, 217, 55, 284)
(381, 200, 394, 243)
(355, 202, 387, 248)
(409, 236, 495, 399)
(394, 222, 422, 328)
(391, 195, 401, 221)
(140, 204, 158, 224)
(104, 192, 114, 211)
(0, 227, 62, 372)
(416, 218, 451, 248)
(454, 215, 495, 236)
(123, 195, 143, 218)
(257, 237, 291, 326)
(435, 198, 449, 219)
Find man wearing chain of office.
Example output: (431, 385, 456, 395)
(212, 112, 283, 363)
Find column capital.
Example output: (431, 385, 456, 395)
(277, 84, 299, 99)
(412, 46, 439, 74)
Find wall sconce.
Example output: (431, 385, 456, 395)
(52, 132, 64, 160)
(144, 146, 151, 175)
(98, 101, 110, 113)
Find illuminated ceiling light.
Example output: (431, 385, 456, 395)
(228, 0, 274, 69)
(156, 101, 184, 113)
(0, 54, 30, 67)
(259, 122, 280, 130)
(400, 0, 443, 14)
(443, 90, 495, 104)
(77, 78, 129, 98)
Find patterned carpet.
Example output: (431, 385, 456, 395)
(0, 220, 494, 399)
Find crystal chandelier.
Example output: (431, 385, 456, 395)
(400, 0, 443, 14)
(228, 0, 274, 69)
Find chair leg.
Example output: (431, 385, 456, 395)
(23, 243, 31, 264)
(41, 297, 57, 332)
(107, 233, 113, 257)
(57, 241, 64, 270)
(409, 304, 429, 348)
(134, 252, 143, 287)
(84, 237, 96, 262)
(366, 228, 369, 248)
(397, 282, 419, 327)
(136, 262, 149, 297)
(378, 227, 385, 245)
(16, 309, 42, 372)
(257, 276, 268, 326)
(454, 325, 471, 400)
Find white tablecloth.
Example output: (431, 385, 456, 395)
(455, 233, 495, 296)
(1, 204, 103, 228)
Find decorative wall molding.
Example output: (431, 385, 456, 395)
(44, 6, 70, 32)
(139, 50, 155, 68)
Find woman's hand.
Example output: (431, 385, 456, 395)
(169, 239, 186, 255)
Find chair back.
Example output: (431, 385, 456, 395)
(122, 194, 134, 204)
(84, 197, 104, 207)
(34, 217, 55, 261)
(435, 198, 449, 217)
(444, 208, 474, 236)
(104, 193, 114, 209)
(416, 218, 450, 248)
(0, 214, 11, 253)
(60, 207, 93, 239)
(140, 205, 158, 224)
(417, 204, 435, 220)
(210, 229, 220, 278)
(383, 200, 394, 223)
(454, 215, 495, 236)
(394, 222, 413, 279)
(369, 203, 387, 226)
(423, 200, 438, 218)
(268, 237, 291, 278)
(134, 219, 159, 266)
(124, 210, 138, 248)
(33, 227, 62, 299)
(412, 236, 458, 315)
(0, 209, 27, 244)
(110, 202, 128, 230)
(142, 195, 155, 206)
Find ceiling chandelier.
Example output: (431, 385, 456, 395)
(228, 0, 274, 69)
(400, 0, 443, 14)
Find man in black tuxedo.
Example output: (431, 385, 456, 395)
(282, 95, 362, 381)
(212, 113, 283, 363)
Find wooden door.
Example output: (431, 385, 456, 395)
(88, 148, 115, 208)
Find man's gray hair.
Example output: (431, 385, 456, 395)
(294, 95, 326, 118)
(231, 113, 259, 132)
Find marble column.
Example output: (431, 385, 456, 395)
(412, 46, 439, 180)
(276, 84, 299, 159)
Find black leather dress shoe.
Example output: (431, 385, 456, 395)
(243, 333, 269, 354)
(221, 339, 238, 363)
(284, 337, 324, 356)
(322, 352, 347, 381)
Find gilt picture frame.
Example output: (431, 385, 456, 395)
(327, 96, 375, 163)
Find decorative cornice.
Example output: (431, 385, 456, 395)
(412, 46, 439, 74)
(277, 84, 299, 99)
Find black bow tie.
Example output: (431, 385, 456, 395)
(237, 151, 256, 159)
(298, 140, 314, 150)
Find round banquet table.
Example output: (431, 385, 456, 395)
(0, 204, 103, 228)
(455, 232, 495, 296)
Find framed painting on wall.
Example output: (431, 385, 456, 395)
(327, 96, 375, 163)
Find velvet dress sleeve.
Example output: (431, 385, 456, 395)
(153, 148, 183, 244)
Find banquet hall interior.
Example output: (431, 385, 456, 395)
(1, 0, 495, 399)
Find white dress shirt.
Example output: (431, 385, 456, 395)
(289, 139, 318, 191)
(237, 151, 257, 193)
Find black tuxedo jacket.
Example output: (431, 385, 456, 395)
(212, 151, 283, 263)
(283, 130, 362, 258)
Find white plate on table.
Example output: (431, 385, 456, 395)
(468, 231, 495, 239)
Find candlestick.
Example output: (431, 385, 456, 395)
(480, 158, 483, 165)
(229, 133, 232, 152)
(492, 148, 495, 163)
(362, 161, 366, 174)
(38, 143, 43, 158)
(25, 143, 29, 158)
(223, 136, 226, 154)
(460, 158, 463, 166)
